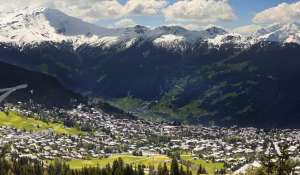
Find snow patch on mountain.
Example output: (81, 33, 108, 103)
(153, 34, 187, 50)
(208, 33, 256, 49)
(0, 7, 118, 46)
(125, 38, 138, 48)
(0, 7, 63, 44)
(154, 34, 185, 44)
(98, 36, 120, 48)
(255, 23, 300, 44)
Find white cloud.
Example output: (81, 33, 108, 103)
(165, 23, 228, 32)
(0, 0, 123, 22)
(51, 0, 123, 22)
(0, 0, 43, 11)
(180, 24, 204, 31)
(0, 0, 169, 23)
(163, 0, 236, 24)
(253, 2, 300, 24)
(123, 0, 168, 16)
(165, 23, 202, 31)
(114, 18, 137, 28)
(233, 24, 261, 35)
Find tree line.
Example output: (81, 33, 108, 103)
(0, 145, 203, 175)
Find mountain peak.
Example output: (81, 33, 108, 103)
(255, 23, 300, 44)
(127, 25, 149, 34)
(156, 26, 188, 33)
(0, 7, 114, 44)
(205, 26, 227, 36)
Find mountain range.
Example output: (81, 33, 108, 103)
(1, 7, 300, 128)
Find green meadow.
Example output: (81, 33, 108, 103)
(0, 111, 84, 135)
(66, 154, 170, 169)
(181, 155, 224, 174)
(65, 154, 224, 175)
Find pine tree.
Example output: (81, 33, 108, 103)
(137, 165, 144, 175)
(157, 164, 163, 175)
(260, 151, 275, 175)
(170, 158, 179, 175)
(275, 144, 297, 175)
(179, 165, 185, 175)
(197, 164, 207, 175)
(149, 165, 155, 175)
(112, 158, 124, 175)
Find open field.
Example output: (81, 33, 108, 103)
(66, 154, 170, 169)
(0, 111, 84, 135)
(65, 154, 224, 175)
(181, 155, 224, 174)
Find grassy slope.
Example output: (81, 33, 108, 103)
(67, 154, 170, 169)
(66, 154, 223, 175)
(0, 111, 83, 135)
(111, 97, 145, 111)
(181, 155, 224, 175)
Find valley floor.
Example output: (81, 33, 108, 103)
(0, 103, 300, 174)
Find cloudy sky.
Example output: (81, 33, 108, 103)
(1, 0, 300, 33)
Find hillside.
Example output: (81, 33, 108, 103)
(0, 60, 80, 107)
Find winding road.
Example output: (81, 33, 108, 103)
(0, 84, 28, 104)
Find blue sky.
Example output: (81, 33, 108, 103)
(228, 0, 299, 27)
(2, 0, 300, 33)
(95, 0, 300, 30)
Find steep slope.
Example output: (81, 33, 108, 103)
(0, 60, 133, 119)
(0, 60, 80, 107)
(159, 42, 300, 128)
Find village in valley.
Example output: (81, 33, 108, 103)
(0, 102, 300, 174)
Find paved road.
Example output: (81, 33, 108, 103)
(0, 84, 28, 104)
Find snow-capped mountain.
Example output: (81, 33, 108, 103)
(255, 23, 300, 44)
(0, 7, 113, 43)
(0, 7, 253, 49)
(0, 7, 137, 48)
(0, 7, 300, 51)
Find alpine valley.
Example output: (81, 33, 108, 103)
(1, 7, 300, 128)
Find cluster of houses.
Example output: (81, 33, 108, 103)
(1, 103, 300, 173)
(0, 125, 109, 160)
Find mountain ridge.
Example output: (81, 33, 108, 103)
(2, 7, 300, 50)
